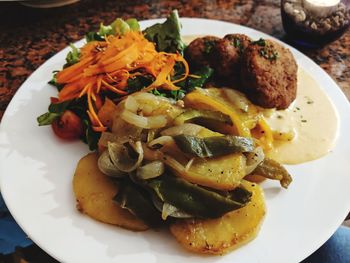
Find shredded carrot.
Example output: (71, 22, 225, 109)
(55, 31, 189, 132)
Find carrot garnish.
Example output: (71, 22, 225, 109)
(55, 31, 189, 132)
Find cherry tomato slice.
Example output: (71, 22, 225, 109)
(52, 110, 83, 140)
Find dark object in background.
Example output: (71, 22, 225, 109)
(20, 0, 80, 8)
(281, 0, 350, 48)
(301, 226, 350, 263)
(0, 244, 59, 263)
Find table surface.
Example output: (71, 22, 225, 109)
(0, 0, 349, 262)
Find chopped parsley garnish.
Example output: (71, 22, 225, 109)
(305, 96, 314, 104)
(203, 40, 216, 54)
(229, 37, 244, 54)
(233, 38, 241, 48)
(252, 38, 266, 47)
(252, 38, 278, 61)
(259, 47, 278, 61)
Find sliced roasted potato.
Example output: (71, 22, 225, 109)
(169, 180, 266, 254)
(134, 92, 184, 120)
(73, 152, 148, 231)
(161, 127, 245, 190)
(173, 153, 246, 191)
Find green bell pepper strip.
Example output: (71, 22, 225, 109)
(173, 134, 254, 158)
(148, 175, 251, 219)
(173, 109, 232, 127)
(114, 181, 162, 227)
(251, 158, 292, 189)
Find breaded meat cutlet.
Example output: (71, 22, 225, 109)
(184, 36, 220, 69)
(210, 34, 252, 83)
(241, 39, 297, 109)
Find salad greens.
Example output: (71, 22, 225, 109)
(149, 66, 214, 100)
(48, 72, 63, 90)
(143, 10, 186, 55)
(37, 11, 213, 150)
(65, 44, 80, 67)
(86, 18, 141, 42)
(37, 112, 60, 126)
(37, 100, 71, 126)
(177, 66, 214, 91)
(37, 96, 100, 150)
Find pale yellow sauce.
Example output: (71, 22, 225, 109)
(182, 35, 201, 44)
(182, 35, 339, 165)
(266, 69, 338, 164)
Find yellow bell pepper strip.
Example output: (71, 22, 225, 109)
(184, 91, 251, 137)
(256, 117, 273, 151)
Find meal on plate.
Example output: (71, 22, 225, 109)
(37, 10, 338, 255)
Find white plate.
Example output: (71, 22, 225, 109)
(1, 18, 350, 263)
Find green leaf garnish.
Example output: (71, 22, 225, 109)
(65, 44, 80, 66)
(143, 10, 186, 55)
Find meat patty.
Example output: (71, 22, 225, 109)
(211, 34, 252, 83)
(224, 34, 252, 50)
(241, 39, 297, 109)
(184, 36, 220, 69)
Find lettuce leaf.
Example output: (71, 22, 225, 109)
(65, 44, 80, 66)
(85, 10, 184, 55)
(37, 100, 71, 126)
(143, 10, 185, 55)
(86, 18, 141, 42)
(177, 66, 214, 91)
(48, 71, 64, 91)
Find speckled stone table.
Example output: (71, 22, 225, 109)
(0, 0, 349, 262)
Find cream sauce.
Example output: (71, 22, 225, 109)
(182, 35, 201, 44)
(265, 69, 338, 164)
